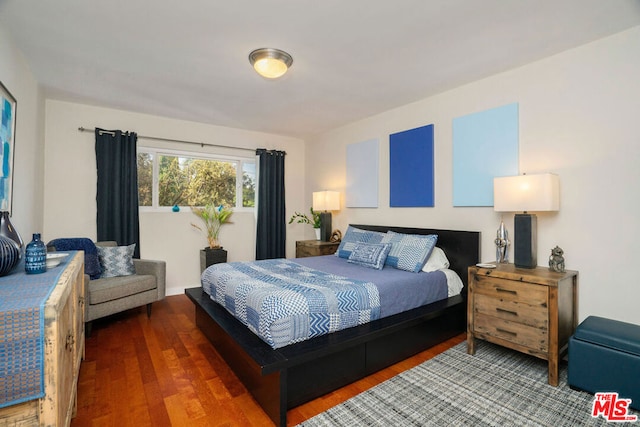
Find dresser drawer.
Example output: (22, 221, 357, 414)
(474, 275, 548, 306)
(474, 294, 548, 329)
(296, 240, 339, 258)
(474, 313, 548, 352)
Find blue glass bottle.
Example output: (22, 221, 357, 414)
(25, 233, 47, 274)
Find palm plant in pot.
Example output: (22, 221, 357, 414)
(288, 207, 322, 240)
(191, 204, 233, 272)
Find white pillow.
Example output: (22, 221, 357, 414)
(421, 247, 450, 272)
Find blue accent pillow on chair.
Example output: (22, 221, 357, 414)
(48, 238, 102, 279)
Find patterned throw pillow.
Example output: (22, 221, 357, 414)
(336, 226, 386, 259)
(97, 244, 136, 278)
(348, 243, 392, 270)
(381, 231, 438, 273)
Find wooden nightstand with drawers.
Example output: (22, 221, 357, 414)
(467, 263, 578, 386)
(295, 240, 340, 258)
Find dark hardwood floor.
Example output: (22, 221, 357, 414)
(71, 295, 465, 427)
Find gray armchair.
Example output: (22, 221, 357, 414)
(84, 242, 166, 333)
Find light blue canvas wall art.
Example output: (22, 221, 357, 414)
(346, 139, 379, 208)
(452, 103, 519, 207)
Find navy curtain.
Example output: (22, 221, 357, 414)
(95, 128, 141, 258)
(255, 149, 286, 260)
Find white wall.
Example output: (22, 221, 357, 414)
(0, 24, 45, 240)
(43, 101, 305, 295)
(305, 26, 640, 325)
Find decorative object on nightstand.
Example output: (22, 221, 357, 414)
(548, 246, 565, 273)
(312, 191, 340, 242)
(330, 229, 342, 243)
(494, 173, 560, 268)
(494, 219, 510, 263)
(467, 263, 578, 386)
(296, 240, 340, 258)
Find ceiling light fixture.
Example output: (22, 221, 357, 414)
(249, 48, 293, 79)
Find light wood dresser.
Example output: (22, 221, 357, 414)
(467, 263, 578, 386)
(0, 252, 85, 426)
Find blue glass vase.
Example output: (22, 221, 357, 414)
(25, 233, 47, 274)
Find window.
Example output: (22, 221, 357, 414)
(137, 148, 255, 210)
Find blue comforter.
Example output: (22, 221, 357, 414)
(202, 259, 380, 349)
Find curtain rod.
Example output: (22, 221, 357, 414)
(77, 127, 257, 153)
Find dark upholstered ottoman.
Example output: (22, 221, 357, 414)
(568, 316, 640, 410)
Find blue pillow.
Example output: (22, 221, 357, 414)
(381, 231, 438, 273)
(348, 243, 392, 270)
(48, 238, 102, 279)
(336, 226, 386, 259)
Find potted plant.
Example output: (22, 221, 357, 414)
(191, 204, 233, 272)
(288, 207, 322, 240)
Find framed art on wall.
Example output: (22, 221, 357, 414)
(0, 81, 17, 214)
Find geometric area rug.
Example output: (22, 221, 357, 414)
(297, 340, 639, 426)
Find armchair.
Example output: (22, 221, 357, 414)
(48, 239, 166, 335)
(84, 241, 166, 333)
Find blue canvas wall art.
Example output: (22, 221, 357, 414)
(389, 124, 434, 207)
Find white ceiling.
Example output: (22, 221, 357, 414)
(1, 0, 639, 139)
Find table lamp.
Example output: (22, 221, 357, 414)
(494, 173, 559, 268)
(312, 191, 340, 242)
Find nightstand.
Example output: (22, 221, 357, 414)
(467, 263, 578, 386)
(295, 240, 340, 258)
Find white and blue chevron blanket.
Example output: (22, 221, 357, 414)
(201, 259, 381, 349)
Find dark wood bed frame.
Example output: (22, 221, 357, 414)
(185, 225, 480, 426)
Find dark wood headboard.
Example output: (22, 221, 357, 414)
(350, 224, 481, 288)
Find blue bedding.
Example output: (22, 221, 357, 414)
(202, 259, 381, 349)
(294, 255, 449, 318)
(202, 256, 451, 349)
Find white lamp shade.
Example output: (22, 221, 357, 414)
(313, 191, 340, 211)
(494, 173, 559, 212)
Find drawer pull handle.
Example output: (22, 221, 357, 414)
(496, 307, 518, 317)
(496, 328, 517, 337)
(65, 333, 75, 351)
(496, 287, 517, 295)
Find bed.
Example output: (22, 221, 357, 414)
(185, 225, 480, 426)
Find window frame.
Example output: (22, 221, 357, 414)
(138, 146, 256, 213)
